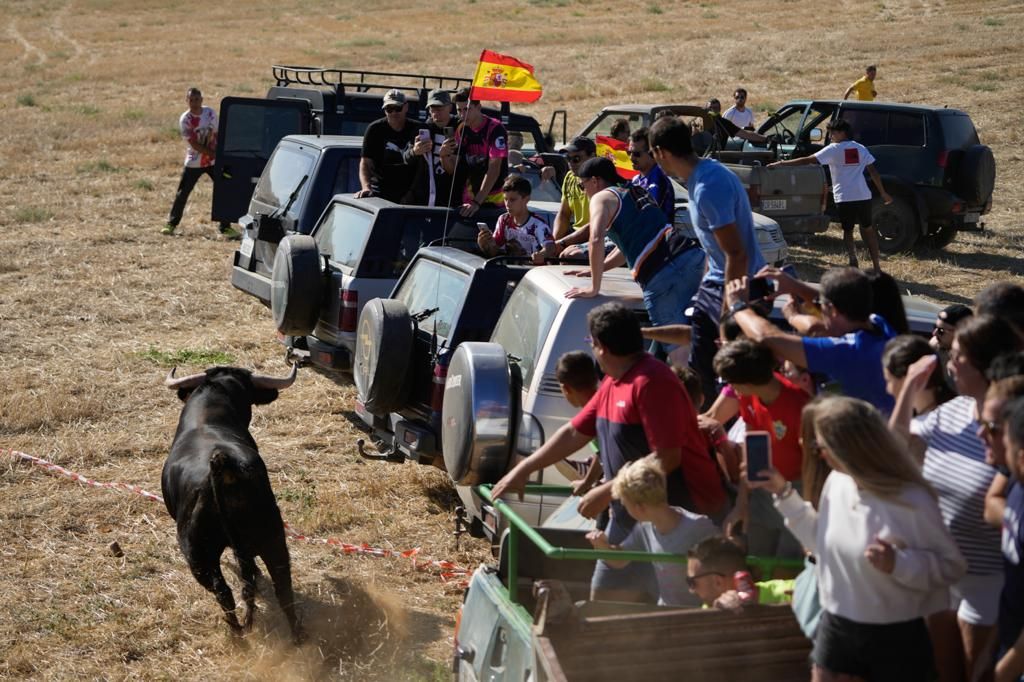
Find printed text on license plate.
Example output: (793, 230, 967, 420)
(761, 199, 787, 211)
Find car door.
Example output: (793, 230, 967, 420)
(212, 97, 312, 224)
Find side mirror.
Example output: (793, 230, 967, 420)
(809, 128, 823, 142)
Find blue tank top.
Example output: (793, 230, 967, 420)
(602, 185, 672, 275)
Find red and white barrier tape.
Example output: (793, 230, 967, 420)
(4, 448, 469, 584)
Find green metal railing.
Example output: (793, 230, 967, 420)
(477, 483, 803, 605)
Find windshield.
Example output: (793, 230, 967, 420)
(395, 260, 469, 339)
(253, 145, 316, 214)
(491, 279, 561, 388)
(580, 111, 646, 139)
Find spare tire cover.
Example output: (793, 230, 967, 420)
(442, 342, 517, 486)
(353, 298, 414, 415)
(271, 235, 323, 335)
(956, 144, 996, 205)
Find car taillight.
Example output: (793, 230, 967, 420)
(951, 200, 964, 214)
(431, 362, 448, 413)
(746, 184, 761, 208)
(339, 289, 358, 332)
(937, 150, 949, 169)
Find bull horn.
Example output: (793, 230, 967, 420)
(250, 362, 298, 390)
(164, 367, 208, 390)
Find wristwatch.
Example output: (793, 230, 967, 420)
(728, 300, 749, 315)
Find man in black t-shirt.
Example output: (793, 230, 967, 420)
(356, 89, 419, 203)
(403, 89, 463, 207)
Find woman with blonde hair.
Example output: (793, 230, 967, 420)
(752, 396, 966, 682)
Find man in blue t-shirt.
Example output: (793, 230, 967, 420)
(628, 127, 674, 220)
(649, 117, 766, 406)
(726, 267, 897, 414)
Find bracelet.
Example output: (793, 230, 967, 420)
(470, 199, 480, 206)
(774, 482, 794, 501)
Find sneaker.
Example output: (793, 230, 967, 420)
(219, 225, 241, 240)
(161, 223, 176, 235)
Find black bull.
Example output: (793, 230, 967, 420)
(161, 365, 301, 641)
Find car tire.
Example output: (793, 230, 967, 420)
(925, 222, 958, 250)
(955, 145, 996, 206)
(872, 196, 918, 254)
(271, 235, 323, 335)
(353, 298, 414, 415)
(442, 342, 518, 486)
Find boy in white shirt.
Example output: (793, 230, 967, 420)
(768, 119, 892, 272)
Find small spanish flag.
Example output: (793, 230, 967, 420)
(470, 50, 543, 103)
(595, 135, 639, 180)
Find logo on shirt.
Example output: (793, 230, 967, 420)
(385, 142, 403, 153)
(843, 148, 860, 164)
(773, 420, 787, 441)
(616, 400, 627, 409)
(494, 135, 506, 151)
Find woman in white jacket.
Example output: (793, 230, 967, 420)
(751, 396, 967, 682)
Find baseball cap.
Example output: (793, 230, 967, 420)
(937, 303, 973, 326)
(382, 89, 406, 109)
(576, 157, 621, 185)
(561, 136, 597, 155)
(426, 89, 451, 107)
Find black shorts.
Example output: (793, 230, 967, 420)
(812, 611, 934, 681)
(836, 199, 873, 232)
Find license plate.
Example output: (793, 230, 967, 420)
(761, 199, 787, 211)
(963, 212, 980, 223)
(238, 235, 254, 258)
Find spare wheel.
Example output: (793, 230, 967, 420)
(955, 144, 995, 206)
(271, 235, 323, 335)
(353, 298, 414, 415)
(442, 342, 519, 486)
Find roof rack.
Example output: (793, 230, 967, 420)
(271, 65, 472, 97)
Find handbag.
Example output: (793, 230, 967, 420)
(791, 556, 822, 639)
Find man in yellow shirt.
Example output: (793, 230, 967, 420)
(844, 65, 878, 101)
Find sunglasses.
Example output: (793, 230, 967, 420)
(734, 95, 746, 100)
(980, 419, 1002, 437)
(384, 105, 403, 113)
(628, 149, 648, 158)
(932, 326, 950, 337)
(686, 572, 724, 588)
(568, 155, 584, 163)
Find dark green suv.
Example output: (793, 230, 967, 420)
(747, 100, 995, 252)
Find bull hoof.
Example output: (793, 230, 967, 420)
(291, 624, 306, 647)
(224, 612, 244, 635)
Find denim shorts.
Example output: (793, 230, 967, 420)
(641, 248, 705, 353)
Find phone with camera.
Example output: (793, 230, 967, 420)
(748, 277, 776, 302)
(477, 221, 492, 235)
(744, 431, 772, 481)
(418, 128, 430, 142)
(444, 126, 454, 139)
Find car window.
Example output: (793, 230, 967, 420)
(314, 202, 375, 270)
(253, 145, 316, 213)
(886, 112, 926, 146)
(840, 109, 888, 147)
(221, 104, 306, 158)
(395, 260, 469, 339)
(941, 114, 980, 149)
(491, 279, 561, 388)
(581, 112, 646, 139)
(801, 104, 835, 143)
(330, 153, 363, 196)
(758, 104, 806, 139)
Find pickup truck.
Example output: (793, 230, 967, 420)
(745, 99, 996, 252)
(453, 484, 809, 682)
(212, 65, 564, 226)
(575, 104, 829, 238)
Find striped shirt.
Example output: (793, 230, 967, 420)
(912, 396, 1002, 575)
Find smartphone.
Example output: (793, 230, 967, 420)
(418, 128, 430, 142)
(744, 431, 772, 481)
(749, 277, 776, 302)
(444, 126, 454, 139)
(477, 221, 492, 234)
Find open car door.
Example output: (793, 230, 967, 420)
(212, 97, 312, 225)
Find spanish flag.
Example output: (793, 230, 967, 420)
(595, 135, 639, 180)
(470, 50, 543, 103)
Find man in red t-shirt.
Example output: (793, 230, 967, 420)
(493, 303, 726, 602)
(712, 338, 809, 558)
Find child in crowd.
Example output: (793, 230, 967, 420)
(477, 174, 556, 264)
(587, 455, 717, 606)
(996, 397, 1024, 681)
(881, 334, 954, 417)
(753, 396, 966, 682)
(686, 535, 794, 609)
(555, 351, 602, 496)
(713, 339, 809, 558)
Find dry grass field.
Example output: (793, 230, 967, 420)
(1, 0, 1022, 679)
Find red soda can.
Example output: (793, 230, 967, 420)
(733, 571, 758, 604)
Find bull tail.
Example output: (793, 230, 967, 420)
(208, 449, 244, 548)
